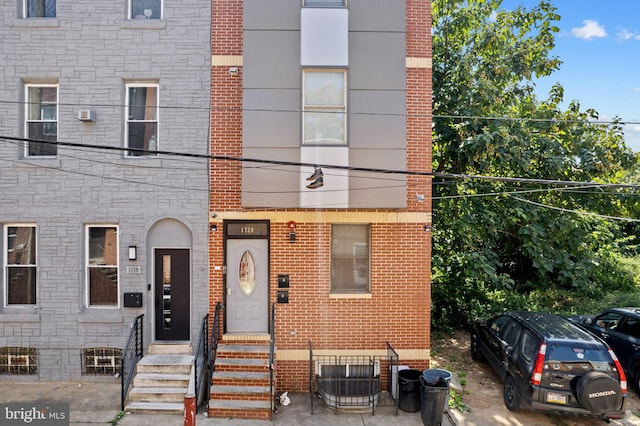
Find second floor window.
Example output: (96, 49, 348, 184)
(303, 70, 346, 145)
(129, 0, 162, 19)
(25, 0, 56, 18)
(25, 85, 57, 157)
(5, 225, 37, 306)
(125, 84, 158, 157)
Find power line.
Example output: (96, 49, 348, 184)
(5, 135, 640, 190)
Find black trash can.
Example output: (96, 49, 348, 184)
(420, 369, 451, 426)
(398, 369, 421, 412)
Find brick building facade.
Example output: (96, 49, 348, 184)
(209, 0, 432, 410)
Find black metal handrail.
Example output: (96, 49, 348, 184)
(208, 302, 223, 376)
(193, 313, 209, 408)
(121, 314, 144, 411)
(269, 303, 276, 418)
(309, 340, 315, 414)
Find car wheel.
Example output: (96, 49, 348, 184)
(503, 375, 520, 411)
(470, 333, 484, 362)
(575, 371, 622, 415)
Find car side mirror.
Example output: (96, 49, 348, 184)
(584, 318, 593, 325)
(505, 346, 513, 357)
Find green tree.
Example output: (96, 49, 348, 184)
(432, 0, 637, 330)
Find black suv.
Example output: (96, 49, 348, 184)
(569, 308, 640, 393)
(471, 311, 627, 420)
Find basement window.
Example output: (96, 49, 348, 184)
(0, 347, 37, 375)
(83, 348, 122, 376)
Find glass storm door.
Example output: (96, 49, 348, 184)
(154, 248, 190, 341)
(226, 239, 269, 333)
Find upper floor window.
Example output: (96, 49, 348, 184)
(303, 70, 346, 145)
(4, 225, 37, 306)
(24, 0, 56, 18)
(330, 224, 370, 293)
(86, 226, 119, 307)
(303, 0, 346, 7)
(129, 0, 162, 19)
(125, 84, 158, 157)
(25, 85, 57, 157)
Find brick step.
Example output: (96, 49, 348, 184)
(216, 345, 271, 359)
(210, 384, 271, 399)
(214, 357, 269, 372)
(208, 399, 272, 421)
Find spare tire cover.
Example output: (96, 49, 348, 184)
(575, 371, 622, 414)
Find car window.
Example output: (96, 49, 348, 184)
(545, 343, 613, 372)
(519, 330, 538, 364)
(489, 315, 510, 334)
(500, 320, 521, 347)
(618, 315, 640, 339)
(594, 312, 623, 330)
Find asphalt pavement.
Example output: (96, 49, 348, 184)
(0, 381, 460, 426)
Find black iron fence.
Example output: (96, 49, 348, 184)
(121, 314, 144, 411)
(308, 340, 399, 415)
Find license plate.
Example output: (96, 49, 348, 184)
(546, 392, 567, 404)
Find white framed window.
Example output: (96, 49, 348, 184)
(303, 0, 346, 7)
(303, 70, 347, 145)
(24, 0, 56, 18)
(330, 224, 370, 293)
(125, 84, 158, 157)
(25, 84, 58, 157)
(86, 225, 119, 307)
(4, 225, 37, 306)
(129, 0, 162, 19)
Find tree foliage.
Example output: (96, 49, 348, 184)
(431, 0, 638, 330)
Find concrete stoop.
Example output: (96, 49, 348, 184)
(208, 343, 274, 420)
(124, 344, 193, 415)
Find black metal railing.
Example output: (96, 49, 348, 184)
(193, 313, 209, 408)
(121, 314, 144, 411)
(269, 303, 276, 417)
(208, 302, 223, 376)
(309, 340, 399, 415)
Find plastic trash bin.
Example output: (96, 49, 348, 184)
(420, 369, 451, 426)
(398, 369, 421, 412)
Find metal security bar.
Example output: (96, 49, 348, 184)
(309, 341, 399, 415)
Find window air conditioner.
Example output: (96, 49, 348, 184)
(77, 109, 96, 122)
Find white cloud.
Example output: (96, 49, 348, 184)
(616, 28, 640, 42)
(571, 20, 607, 40)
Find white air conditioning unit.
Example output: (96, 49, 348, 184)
(77, 109, 96, 122)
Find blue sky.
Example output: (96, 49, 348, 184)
(505, 0, 640, 151)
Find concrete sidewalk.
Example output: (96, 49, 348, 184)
(0, 381, 456, 426)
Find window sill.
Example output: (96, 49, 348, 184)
(78, 309, 123, 323)
(121, 19, 167, 30)
(15, 157, 61, 168)
(329, 293, 371, 299)
(13, 18, 60, 29)
(0, 312, 39, 322)
(119, 156, 162, 167)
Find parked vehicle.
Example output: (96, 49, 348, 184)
(470, 311, 627, 420)
(569, 307, 640, 394)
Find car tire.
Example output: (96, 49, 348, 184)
(575, 371, 622, 415)
(503, 375, 520, 411)
(470, 333, 484, 362)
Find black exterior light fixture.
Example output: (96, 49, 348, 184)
(306, 167, 323, 189)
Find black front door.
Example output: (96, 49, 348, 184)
(155, 248, 190, 341)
